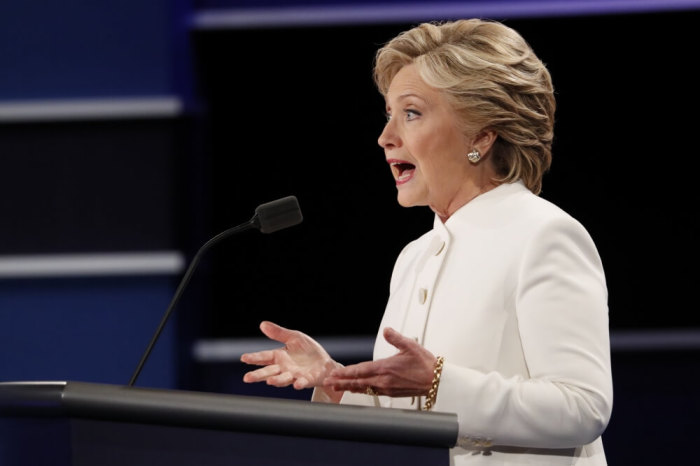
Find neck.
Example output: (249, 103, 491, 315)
(434, 180, 500, 223)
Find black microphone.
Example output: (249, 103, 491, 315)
(128, 195, 303, 387)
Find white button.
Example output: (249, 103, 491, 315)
(428, 236, 445, 256)
(418, 288, 428, 304)
(434, 241, 445, 256)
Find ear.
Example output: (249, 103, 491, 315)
(472, 128, 498, 156)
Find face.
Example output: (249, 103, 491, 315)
(378, 63, 475, 218)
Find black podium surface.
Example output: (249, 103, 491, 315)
(0, 381, 457, 465)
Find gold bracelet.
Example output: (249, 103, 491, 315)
(422, 356, 444, 411)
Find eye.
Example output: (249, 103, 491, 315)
(385, 112, 392, 122)
(405, 109, 421, 121)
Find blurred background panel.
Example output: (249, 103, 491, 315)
(1, 2, 699, 464)
(0, 0, 191, 390)
(0, 0, 175, 100)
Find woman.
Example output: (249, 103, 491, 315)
(241, 18, 613, 465)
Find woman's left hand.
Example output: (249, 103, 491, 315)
(323, 327, 437, 397)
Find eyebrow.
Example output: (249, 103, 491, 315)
(386, 92, 429, 111)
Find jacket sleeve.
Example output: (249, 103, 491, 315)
(434, 216, 613, 449)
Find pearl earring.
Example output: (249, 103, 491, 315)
(467, 149, 481, 163)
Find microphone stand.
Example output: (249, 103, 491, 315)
(128, 195, 302, 387)
(128, 220, 256, 387)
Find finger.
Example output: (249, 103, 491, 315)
(240, 349, 277, 365)
(324, 376, 375, 393)
(259, 321, 295, 344)
(329, 360, 377, 379)
(242, 364, 280, 383)
(382, 327, 416, 351)
(293, 376, 311, 390)
(266, 371, 295, 387)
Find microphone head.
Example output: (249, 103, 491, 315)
(254, 195, 303, 233)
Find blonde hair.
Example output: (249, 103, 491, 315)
(373, 19, 555, 194)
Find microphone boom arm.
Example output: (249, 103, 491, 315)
(127, 195, 302, 387)
(128, 219, 256, 386)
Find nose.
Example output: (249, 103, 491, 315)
(378, 120, 399, 150)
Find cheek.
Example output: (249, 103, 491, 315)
(407, 123, 466, 171)
(410, 132, 447, 163)
(423, 139, 464, 170)
(418, 153, 455, 185)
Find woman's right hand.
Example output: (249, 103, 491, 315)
(240, 321, 342, 391)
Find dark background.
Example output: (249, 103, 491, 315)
(191, 15, 700, 464)
(191, 10, 700, 339)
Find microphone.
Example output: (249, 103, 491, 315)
(128, 195, 303, 386)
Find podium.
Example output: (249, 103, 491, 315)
(0, 381, 457, 465)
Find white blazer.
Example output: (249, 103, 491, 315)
(338, 181, 613, 465)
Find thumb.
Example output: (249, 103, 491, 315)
(382, 327, 415, 351)
(259, 321, 293, 344)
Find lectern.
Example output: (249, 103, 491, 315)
(0, 381, 457, 465)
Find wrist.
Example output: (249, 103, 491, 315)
(422, 356, 445, 411)
(311, 385, 344, 404)
(312, 359, 344, 404)
(324, 359, 344, 377)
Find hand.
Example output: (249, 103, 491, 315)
(323, 327, 436, 397)
(240, 321, 342, 390)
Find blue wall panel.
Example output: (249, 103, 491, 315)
(0, 0, 175, 100)
(0, 277, 177, 389)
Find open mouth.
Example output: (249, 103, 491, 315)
(389, 161, 416, 183)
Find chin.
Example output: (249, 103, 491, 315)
(396, 192, 420, 208)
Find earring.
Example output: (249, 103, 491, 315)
(467, 149, 481, 163)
